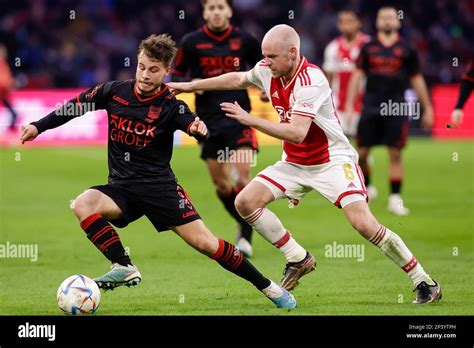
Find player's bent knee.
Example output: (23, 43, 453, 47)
(344, 202, 379, 238)
(70, 190, 101, 221)
(234, 192, 256, 216)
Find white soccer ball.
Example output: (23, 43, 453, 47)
(57, 275, 101, 315)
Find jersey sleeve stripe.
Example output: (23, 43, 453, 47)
(292, 111, 316, 119)
(298, 75, 304, 86)
(292, 110, 316, 117)
(299, 70, 308, 86)
(292, 113, 313, 119)
(304, 69, 311, 85)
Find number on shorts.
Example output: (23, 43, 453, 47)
(343, 163, 355, 181)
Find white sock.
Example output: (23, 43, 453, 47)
(262, 280, 283, 298)
(370, 225, 434, 286)
(244, 208, 307, 263)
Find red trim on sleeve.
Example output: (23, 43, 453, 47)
(292, 111, 316, 119)
(186, 120, 195, 135)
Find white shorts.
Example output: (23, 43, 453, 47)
(254, 156, 368, 208)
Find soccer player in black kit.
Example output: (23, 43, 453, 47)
(451, 57, 474, 127)
(345, 6, 434, 216)
(19, 34, 296, 309)
(172, 0, 264, 257)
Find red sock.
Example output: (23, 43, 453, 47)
(80, 213, 131, 266)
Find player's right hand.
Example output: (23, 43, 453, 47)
(168, 82, 195, 96)
(451, 109, 463, 128)
(344, 106, 356, 132)
(20, 124, 39, 144)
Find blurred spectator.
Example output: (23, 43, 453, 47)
(0, 44, 18, 131)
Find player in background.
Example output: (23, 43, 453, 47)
(345, 7, 434, 216)
(451, 57, 473, 127)
(0, 44, 18, 132)
(172, 0, 264, 257)
(323, 9, 370, 137)
(169, 24, 442, 304)
(19, 34, 296, 309)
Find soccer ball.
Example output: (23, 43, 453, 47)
(57, 275, 101, 315)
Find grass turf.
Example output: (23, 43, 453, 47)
(0, 138, 472, 315)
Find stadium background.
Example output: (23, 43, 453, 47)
(0, 0, 473, 316)
(1, 0, 473, 142)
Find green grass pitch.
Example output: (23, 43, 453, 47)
(0, 138, 472, 315)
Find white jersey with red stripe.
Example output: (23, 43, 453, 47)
(246, 55, 358, 166)
(323, 33, 370, 112)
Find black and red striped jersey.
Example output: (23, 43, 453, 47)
(31, 80, 201, 187)
(357, 35, 420, 113)
(172, 25, 261, 133)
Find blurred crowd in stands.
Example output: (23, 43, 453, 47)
(1, 0, 472, 89)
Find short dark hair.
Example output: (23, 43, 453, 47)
(201, 0, 233, 8)
(137, 34, 178, 67)
(339, 8, 360, 19)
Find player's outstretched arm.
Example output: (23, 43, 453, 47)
(168, 72, 252, 95)
(345, 68, 364, 115)
(20, 83, 111, 144)
(221, 101, 311, 144)
(410, 74, 434, 130)
(451, 78, 473, 127)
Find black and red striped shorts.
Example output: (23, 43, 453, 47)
(200, 125, 259, 160)
(90, 182, 201, 232)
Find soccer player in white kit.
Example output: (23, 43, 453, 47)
(168, 25, 442, 304)
(323, 9, 370, 137)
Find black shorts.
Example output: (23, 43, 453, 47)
(200, 126, 259, 160)
(90, 183, 201, 232)
(357, 113, 409, 149)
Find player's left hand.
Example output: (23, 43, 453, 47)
(421, 107, 434, 130)
(450, 109, 463, 128)
(189, 117, 208, 137)
(220, 101, 252, 126)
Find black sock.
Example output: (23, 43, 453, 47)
(217, 188, 253, 243)
(211, 239, 270, 290)
(2, 98, 18, 127)
(390, 179, 402, 194)
(80, 213, 131, 266)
